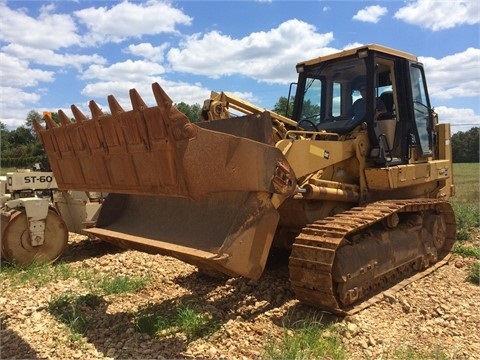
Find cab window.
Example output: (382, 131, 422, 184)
(410, 65, 432, 154)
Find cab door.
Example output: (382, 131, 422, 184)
(409, 64, 434, 157)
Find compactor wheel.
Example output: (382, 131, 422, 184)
(1, 209, 68, 265)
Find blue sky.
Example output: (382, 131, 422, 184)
(1, 0, 479, 133)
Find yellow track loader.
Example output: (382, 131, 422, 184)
(31, 44, 455, 314)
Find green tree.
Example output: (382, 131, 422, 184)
(175, 102, 202, 123)
(25, 110, 43, 136)
(1, 121, 10, 152)
(8, 126, 35, 145)
(0, 111, 49, 169)
(272, 96, 295, 118)
(452, 127, 479, 163)
(299, 99, 321, 121)
(272, 96, 320, 122)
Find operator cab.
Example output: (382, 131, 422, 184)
(292, 44, 436, 165)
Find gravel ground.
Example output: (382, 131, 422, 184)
(1, 233, 479, 360)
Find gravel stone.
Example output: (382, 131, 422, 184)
(1, 233, 479, 359)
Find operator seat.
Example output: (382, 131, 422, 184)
(379, 91, 394, 118)
(375, 90, 399, 161)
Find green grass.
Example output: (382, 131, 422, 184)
(262, 315, 345, 360)
(1, 261, 151, 295)
(135, 303, 219, 340)
(47, 293, 104, 345)
(390, 346, 450, 360)
(450, 164, 479, 287)
(453, 243, 480, 259)
(451, 203, 479, 240)
(0, 261, 88, 288)
(466, 261, 480, 284)
(451, 163, 479, 240)
(48, 294, 90, 342)
(452, 163, 479, 206)
(95, 275, 150, 295)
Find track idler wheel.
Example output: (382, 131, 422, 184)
(424, 213, 447, 251)
(1, 209, 68, 265)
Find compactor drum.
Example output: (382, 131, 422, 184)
(1, 171, 103, 265)
(34, 45, 456, 314)
(0, 171, 68, 265)
(1, 208, 68, 265)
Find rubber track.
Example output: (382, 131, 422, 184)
(289, 199, 456, 316)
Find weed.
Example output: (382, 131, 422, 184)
(135, 303, 218, 340)
(451, 163, 479, 241)
(0, 261, 77, 288)
(135, 312, 162, 336)
(391, 345, 449, 359)
(1, 261, 49, 287)
(466, 261, 480, 284)
(48, 294, 88, 336)
(175, 305, 217, 338)
(95, 275, 150, 295)
(453, 243, 480, 259)
(452, 203, 479, 240)
(262, 315, 345, 360)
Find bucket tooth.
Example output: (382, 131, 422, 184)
(58, 110, 72, 126)
(152, 83, 178, 125)
(89, 100, 105, 119)
(152, 82, 173, 108)
(129, 88, 148, 111)
(71, 104, 89, 123)
(43, 113, 58, 129)
(33, 119, 45, 133)
(107, 95, 125, 114)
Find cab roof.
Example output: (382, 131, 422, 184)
(297, 44, 417, 68)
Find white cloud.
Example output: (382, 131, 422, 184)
(395, 0, 480, 31)
(421, 48, 480, 133)
(0, 86, 42, 128)
(0, 53, 54, 87)
(165, 82, 219, 106)
(73, 80, 212, 117)
(76, 59, 172, 113)
(74, 0, 192, 45)
(123, 43, 169, 62)
(435, 106, 480, 133)
(81, 59, 166, 82)
(2, 44, 106, 71)
(353, 5, 388, 23)
(0, 2, 81, 50)
(420, 48, 480, 99)
(343, 42, 364, 50)
(167, 19, 335, 84)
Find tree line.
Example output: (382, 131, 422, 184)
(1, 111, 47, 168)
(1, 106, 478, 170)
(450, 127, 479, 163)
